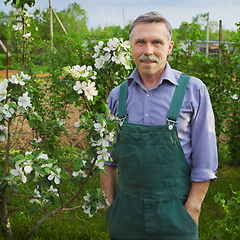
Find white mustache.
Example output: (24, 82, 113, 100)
(139, 55, 159, 62)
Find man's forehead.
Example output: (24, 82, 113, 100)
(132, 23, 168, 39)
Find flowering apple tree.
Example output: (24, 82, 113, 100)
(89, 37, 132, 112)
(2, 3, 132, 238)
(5, 0, 36, 71)
(0, 67, 120, 239)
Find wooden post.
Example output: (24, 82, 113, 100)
(219, 20, 222, 65)
(6, 42, 9, 79)
(51, 7, 68, 35)
(122, 7, 125, 32)
(49, 0, 54, 49)
(17, 38, 19, 61)
(206, 12, 209, 54)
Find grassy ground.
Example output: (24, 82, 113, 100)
(0, 164, 239, 240)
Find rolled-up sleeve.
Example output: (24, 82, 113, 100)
(190, 84, 218, 182)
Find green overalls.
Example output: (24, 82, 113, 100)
(105, 75, 199, 240)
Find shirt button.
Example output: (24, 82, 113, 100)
(146, 94, 150, 97)
(146, 114, 149, 117)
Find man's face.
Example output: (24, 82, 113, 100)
(131, 22, 173, 78)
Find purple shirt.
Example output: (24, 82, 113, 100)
(106, 62, 218, 182)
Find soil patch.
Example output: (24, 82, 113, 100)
(1, 70, 87, 151)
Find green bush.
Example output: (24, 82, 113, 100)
(213, 187, 240, 239)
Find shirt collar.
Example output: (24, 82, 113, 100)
(128, 61, 178, 87)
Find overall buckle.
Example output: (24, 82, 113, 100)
(167, 119, 177, 131)
(119, 115, 128, 127)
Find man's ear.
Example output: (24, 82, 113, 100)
(168, 41, 174, 55)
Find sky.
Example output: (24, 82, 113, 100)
(1, 0, 240, 31)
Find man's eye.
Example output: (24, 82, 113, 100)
(136, 40, 144, 44)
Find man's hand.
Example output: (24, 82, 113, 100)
(99, 165, 118, 212)
(184, 180, 210, 225)
(184, 199, 201, 225)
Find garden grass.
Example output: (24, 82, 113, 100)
(0, 163, 239, 239)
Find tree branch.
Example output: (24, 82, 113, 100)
(25, 156, 98, 240)
(54, 182, 64, 207)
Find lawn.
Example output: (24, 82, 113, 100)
(0, 162, 239, 240)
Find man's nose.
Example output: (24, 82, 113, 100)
(144, 43, 153, 55)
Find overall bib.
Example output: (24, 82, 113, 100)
(105, 75, 199, 240)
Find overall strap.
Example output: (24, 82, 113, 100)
(167, 74, 190, 123)
(118, 80, 128, 119)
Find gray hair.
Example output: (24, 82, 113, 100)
(129, 11, 172, 41)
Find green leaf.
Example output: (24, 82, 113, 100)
(29, 205, 40, 214)
(100, 169, 107, 176)
(14, 154, 24, 163)
(32, 150, 43, 159)
(107, 146, 114, 151)
(73, 160, 83, 172)
(10, 184, 19, 192)
(60, 125, 69, 137)
(49, 195, 55, 206)
(47, 158, 58, 165)
(34, 167, 46, 176)
(0, 174, 6, 180)
(27, 171, 35, 181)
(60, 170, 68, 180)
(25, 154, 34, 161)
(0, 180, 7, 189)
(8, 102, 17, 109)
(42, 177, 52, 188)
(54, 111, 60, 119)
(67, 90, 79, 103)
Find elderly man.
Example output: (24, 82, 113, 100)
(100, 11, 218, 240)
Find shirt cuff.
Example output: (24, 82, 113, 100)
(104, 159, 118, 166)
(191, 168, 217, 183)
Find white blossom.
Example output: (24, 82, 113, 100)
(72, 170, 87, 178)
(0, 124, 8, 141)
(97, 148, 110, 162)
(20, 71, 31, 80)
(24, 165, 33, 174)
(73, 81, 87, 94)
(103, 38, 119, 52)
(9, 74, 25, 86)
(0, 79, 8, 101)
(120, 39, 131, 50)
(93, 41, 104, 58)
(82, 205, 94, 217)
(29, 188, 42, 203)
(102, 53, 111, 61)
(74, 121, 80, 127)
(0, 104, 15, 119)
(48, 168, 61, 184)
(94, 120, 106, 137)
(10, 164, 27, 183)
(95, 159, 105, 170)
(17, 92, 32, 113)
(13, 22, 22, 31)
(23, 33, 31, 38)
(112, 52, 125, 64)
(48, 185, 59, 196)
(94, 57, 105, 69)
(31, 137, 42, 144)
(25, 12, 33, 18)
(84, 81, 98, 101)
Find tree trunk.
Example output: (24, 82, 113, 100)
(21, 7, 26, 72)
(0, 187, 15, 240)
